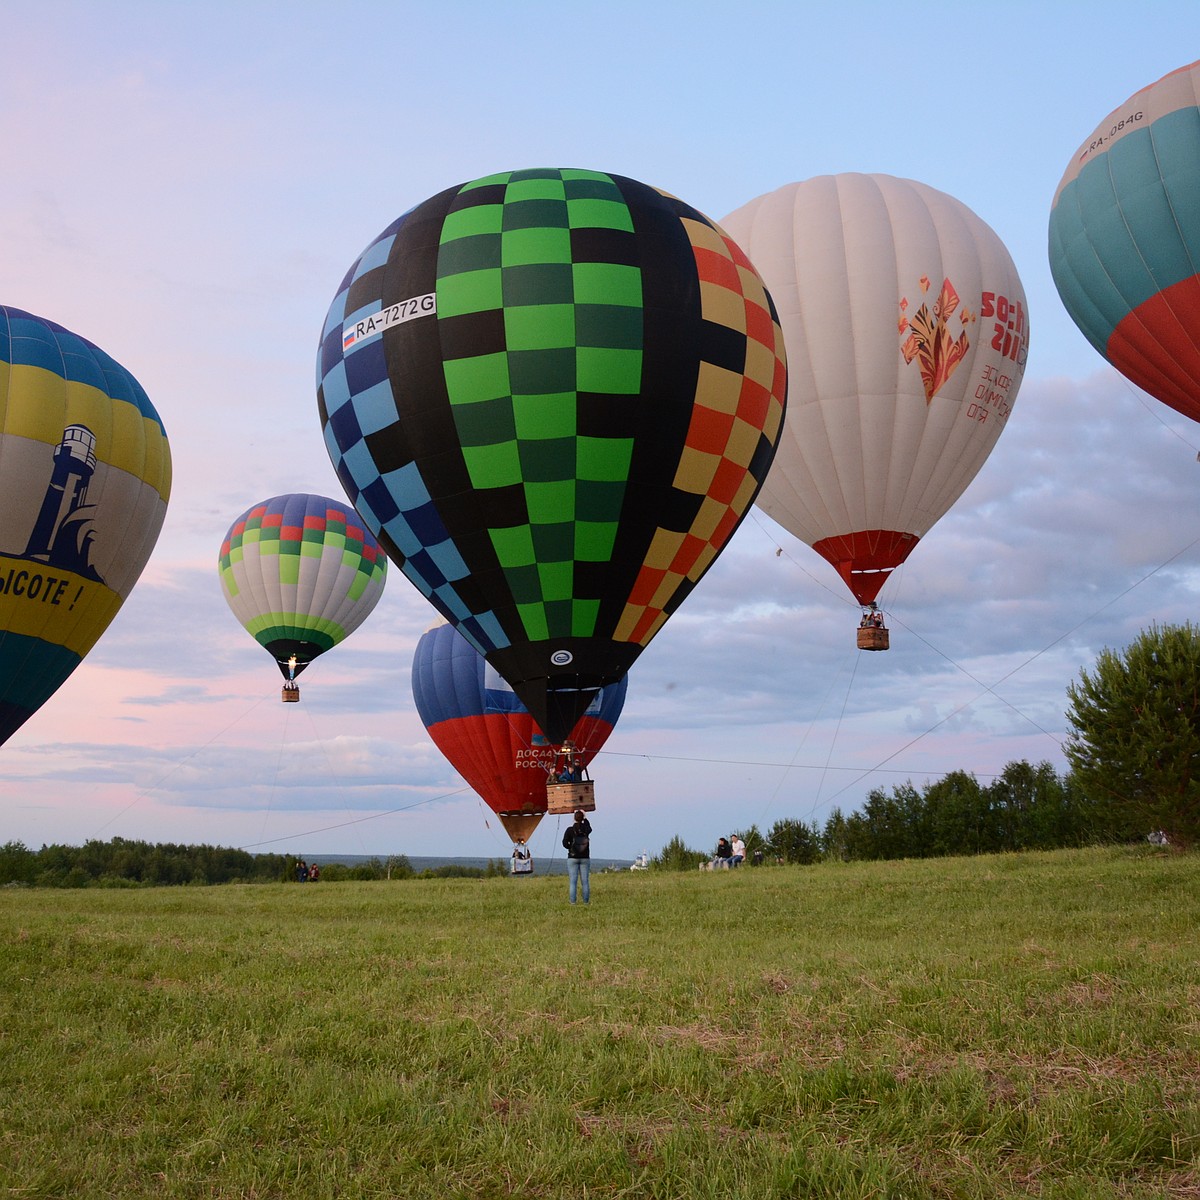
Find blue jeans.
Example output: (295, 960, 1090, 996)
(567, 858, 590, 903)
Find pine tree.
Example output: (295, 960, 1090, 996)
(1065, 622, 1200, 844)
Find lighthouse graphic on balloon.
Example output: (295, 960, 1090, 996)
(24, 424, 104, 583)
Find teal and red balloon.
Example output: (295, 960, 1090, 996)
(318, 167, 786, 741)
(1049, 60, 1200, 423)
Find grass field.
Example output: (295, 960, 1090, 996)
(1, 845, 1197, 1198)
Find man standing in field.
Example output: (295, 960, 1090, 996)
(563, 809, 592, 904)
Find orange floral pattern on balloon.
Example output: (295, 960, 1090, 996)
(898, 278, 972, 403)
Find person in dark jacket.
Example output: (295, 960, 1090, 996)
(562, 809, 592, 904)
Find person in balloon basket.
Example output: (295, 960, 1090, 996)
(859, 604, 884, 629)
(563, 810, 592, 904)
(511, 840, 533, 875)
(556, 740, 582, 783)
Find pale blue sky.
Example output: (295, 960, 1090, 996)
(2, 2, 1199, 860)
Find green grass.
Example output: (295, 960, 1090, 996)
(1, 846, 1197, 1198)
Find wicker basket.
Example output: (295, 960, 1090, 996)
(857, 626, 889, 651)
(546, 780, 595, 814)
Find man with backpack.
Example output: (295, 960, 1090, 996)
(562, 809, 593, 904)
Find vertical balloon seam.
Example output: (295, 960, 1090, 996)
(305, 502, 384, 646)
(1099, 132, 1184, 400)
(876, 180, 929, 538)
(875, 175, 915, 556)
(55, 356, 125, 671)
(1131, 115, 1200, 399)
(914, 203, 1025, 537)
(230, 504, 290, 652)
(0, 327, 77, 725)
(745, 182, 842, 543)
(827, 175, 867, 546)
(224, 507, 280, 652)
(0, 319, 75, 726)
(779, 193, 835, 540)
(904, 188, 974, 530)
(293, 496, 356, 644)
(15, 334, 98, 706)
(893, 180, 948, 534)
(276, 496, 323, 648)
(0, 311, 13, 680)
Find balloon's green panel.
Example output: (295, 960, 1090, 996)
(318, 169, 787, 738)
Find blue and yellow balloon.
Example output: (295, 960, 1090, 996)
(0, 306, 171, 743)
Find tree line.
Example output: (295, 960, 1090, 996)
(651, 758, 1094, 869)
(653, 756, 1167, 871)
(0, 838, 508, 888)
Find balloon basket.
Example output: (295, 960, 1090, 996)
(546, 780, 595, 815)
(857, 626, 889, 652)
(281, 684, 301, 703)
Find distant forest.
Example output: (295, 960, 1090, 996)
(0, 758, 1169, 889)
(0, 840, 508, 888)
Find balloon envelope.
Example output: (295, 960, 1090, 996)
(723, 174, 1028, 605)
(218, 493, 387, 680)
(0, 306, 171, 744)
(1049, 60, 1200, 424)
(412, 621, 628, 843)
(318, 167, 786, 741)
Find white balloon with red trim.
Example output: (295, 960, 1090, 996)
(723, 174, 1029, 616)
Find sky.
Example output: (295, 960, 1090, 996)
(3, 1, 1200, 862)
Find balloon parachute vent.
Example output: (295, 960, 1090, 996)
(547, 780, 595, 815)
(857, 625, 890, 652)
(281, 683, 300, 703)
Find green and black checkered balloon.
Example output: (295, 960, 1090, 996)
(319, 168, 787, 742)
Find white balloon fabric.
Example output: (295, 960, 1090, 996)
(722, 174, 1029, 604)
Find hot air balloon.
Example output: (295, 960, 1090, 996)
(1049, 60, 1200, 425)
(412, 621, 628, 844)
(218, 493, 387, 700)
(318, 167, 787, 744)
(722, 175, 1029, 644)
(0, 306, 171, 744)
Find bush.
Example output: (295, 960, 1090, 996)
(651, 835, 706, 871)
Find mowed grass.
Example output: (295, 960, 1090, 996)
(1, 846, 1197, 1199)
